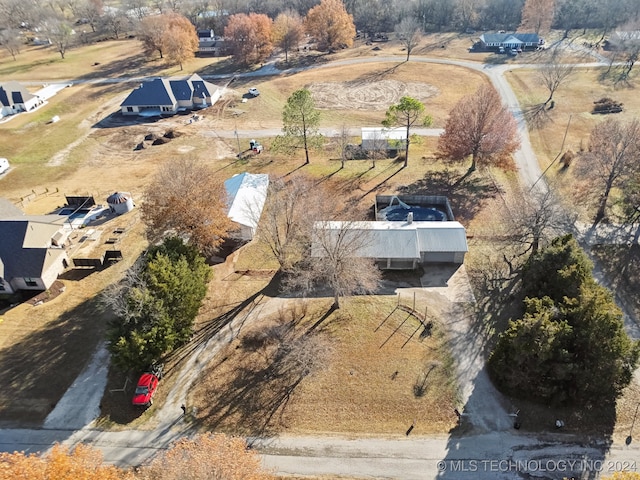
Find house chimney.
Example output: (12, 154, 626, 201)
(407, 211, 413, 224)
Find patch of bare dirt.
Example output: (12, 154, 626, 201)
(308, 80, 439, 110)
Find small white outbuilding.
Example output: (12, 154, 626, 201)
(224, 172, 269, 241)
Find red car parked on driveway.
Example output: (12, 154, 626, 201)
(132, 373, 160, 407)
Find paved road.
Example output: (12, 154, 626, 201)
(204, 126, 444, 139)
(3, 48, 640, 479)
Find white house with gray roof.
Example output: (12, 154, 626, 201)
(478, 32, 544, 51)
(120, 73, 221, 116)
(0, 81, 44, 119)
(313, 220, 468, 270)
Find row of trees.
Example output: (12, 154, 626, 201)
(489, 235, 640, 405)
(274, 83, 519, 175)
(222, 0, 355, 64)
(0, 433, 272, 479)
(3, 0, 640, 63)
(3, 0, 639, 42)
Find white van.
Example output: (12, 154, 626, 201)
(0, 158, 9, 175)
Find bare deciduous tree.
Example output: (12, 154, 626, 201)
(141, 158, 232, 256)
(508, 185, 574, 257)
(254, 175, 330, 271)
(333, 124, 352, 169)
(76, 0, 103, 32)
(0, 28, 22, 60)
(518, 0, 555, 34)
(286, 220, 381, 309)
(437, 84, 519, 174)
(44, 17, 74, 59)
(101, 8, 130, 39)
(364, 127, 388, 169)
(395, 16, 422, 61)
(538, 49, 574, 109)
(576, 118, 640, 226)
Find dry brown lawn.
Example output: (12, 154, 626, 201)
(190, 295, 458, 436)
(506, 66, 640, 220)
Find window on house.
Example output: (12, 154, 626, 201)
(0, 283, 5, 291)
(24, 277, 38, 287)
(127, 107, 133, 112)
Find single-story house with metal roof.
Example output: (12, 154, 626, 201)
(361, 127, 407, 152)
(120, 73, 221, 116)
(224, 172, 269, 241)
(0, 81, 44, 119)
(0, 199, 70, 294)
(312, 219, 468, 270)
(478, 32, 544, 51)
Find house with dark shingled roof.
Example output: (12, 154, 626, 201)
(120, 73, 221, 117)
(0, 199, 70, 294)
(478, 32, 544, 52)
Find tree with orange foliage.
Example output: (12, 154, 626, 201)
(603, 473, 640, 480)
(141, 158, 232, 257)
(304, 0, 356, 52)
(437, 84, 519, 173)
(137, 433, 273, 480)
(138, 13, 198, 64)
(518, 0, 555, 34)
(224, 13, 273, 65)
(164, 14, 199, 69)
(0, 443, 132, 480)
(273, 9, 304, 63)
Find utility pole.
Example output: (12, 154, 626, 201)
(234, 121, 241, 157)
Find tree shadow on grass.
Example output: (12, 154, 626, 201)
(100, 271, 287, 426)
(0, 295, 109, 428)
(195, 309, 332, 436)
(397, 169, 501, 224)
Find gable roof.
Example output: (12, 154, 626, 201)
(479, 32, 540, 44)
(362, 127, 407, 141)
(120, 73, 219, 108)
(0, 217, 66, 280)
(0, 81, 36, 108)
(224, 172, 269, 230)
(120, 78, 176, 107)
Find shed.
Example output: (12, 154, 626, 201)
(224, 173, 269, 241)
(107, 192, 134, 215)
(361, 127, 407, 152)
